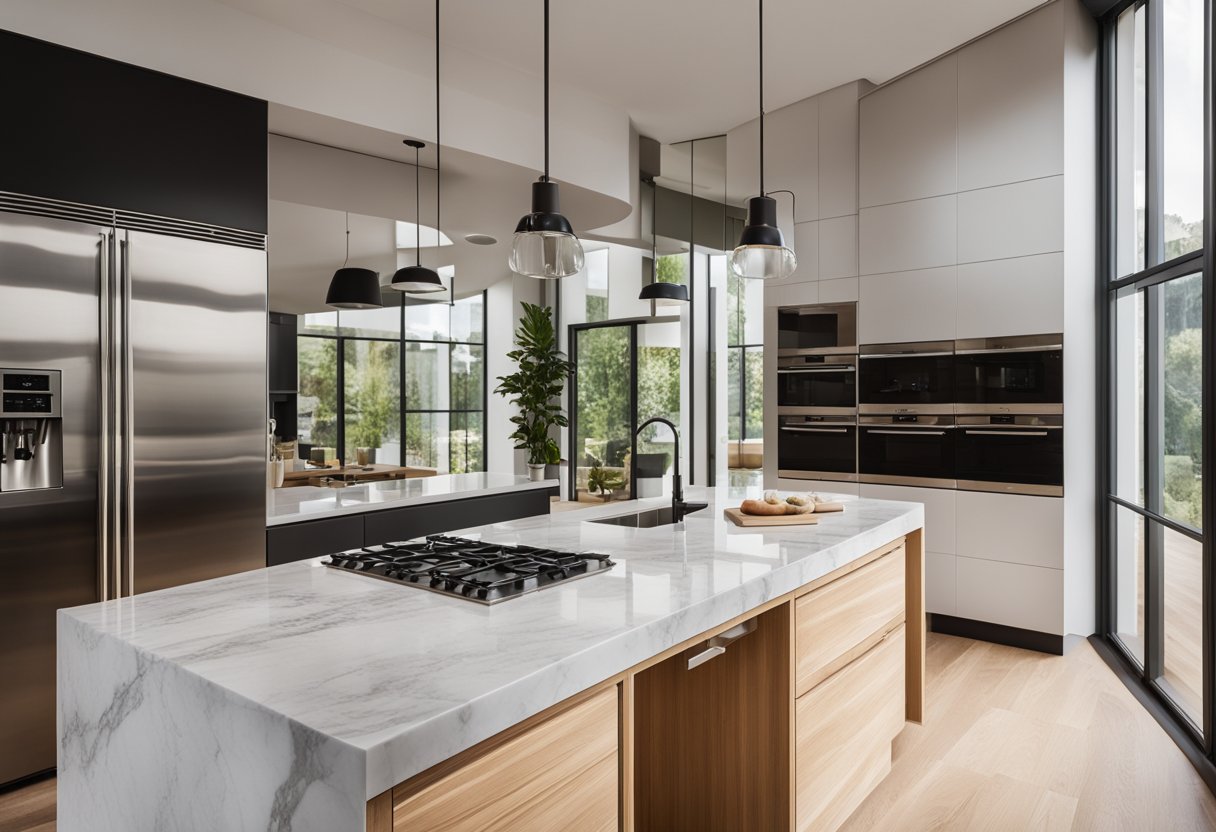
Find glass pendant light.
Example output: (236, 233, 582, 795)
(391, 1, 446, 294)
(729, 0, 797, 281)
(508, 0, 585, 279)
(326, 211, 383, 309)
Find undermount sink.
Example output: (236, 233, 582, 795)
(589, 505, 706, 528)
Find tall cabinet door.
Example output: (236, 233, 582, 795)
(124, 230, 267, 593)
(0, 210, 103, 784)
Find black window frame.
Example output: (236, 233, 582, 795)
(1097, 0, 1215, 781)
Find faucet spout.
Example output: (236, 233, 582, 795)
(635, 417, 705, 523)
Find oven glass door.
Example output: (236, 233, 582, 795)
(777, 419, 857, 479)
(859, 424, 955, 484)
(954, 349, 1063, 407)
(776, 366, 856, 410)
(858, 354, 954, 408)
(955, 426, 1064, 491)
(777, 304, 856, 352)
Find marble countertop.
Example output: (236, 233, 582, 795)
(266, 471, 557, 527)
(62, 487, 922, 805)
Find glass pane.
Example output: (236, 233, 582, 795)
(297, 336, 338, 453)
(1161, 0, 1205, 260)
(343, 340, 401, 466)
(1162, 524, 1203, 728)
(585, 248, 609, 323)
(637, 323, 683, 475)
(744, 346, 764, 441)
(405, 411, 448, 471)
(300, 310, 339, 336)
(450, 344, 484, 412)
(1113, 287, 1145, 504)
(1161, 272, 1202, 528)
(727, 348, 742, 441)
(575, 326, 632, 502)
(338, 301, 401, 339)
(405, 341, 450, 411)
(449, 412, 484, 474)
(1114, 3, 1146, 276)
(405, 298, 450, 341)
(657, 253, 688, 285)
(451, 293, 484, 344)
(1112, 503, 1146, 666)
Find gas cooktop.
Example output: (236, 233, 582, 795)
(322, 535, 616, 604)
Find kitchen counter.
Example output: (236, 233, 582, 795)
(267, 471, 556, 527)
(58, 488, 923, 832)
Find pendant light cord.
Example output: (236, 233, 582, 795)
(414, 145, 422, 267)
(543, 0, 550, 182)
(758, 0, 765, 197)
(343, 211, 350, 267)
(435, 0, 441, 247)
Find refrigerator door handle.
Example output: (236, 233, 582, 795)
(119, 235, 135, 598)
(98, 230, 113, 601)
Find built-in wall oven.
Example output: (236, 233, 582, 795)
(777, 302, 857, 356)
(859, 341, 954, 415)
(859, 414, 956, 489)
(778, 415, 858, 482)
(954, 414, 1064, 496)
(954, 334, 1063, 412)
(777, 354, 856, 414)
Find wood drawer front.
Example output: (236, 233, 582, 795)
(392, 687, 618, 832)
(795, 545, 905, 696)
(795, 625, 906, 832)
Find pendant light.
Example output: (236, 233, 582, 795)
(729, 0, 797, 281)
(326, 212, 383, 309)
(508, 0, 585, 279)
(638, 178, 688, 305)
(390, 1, 445, 294)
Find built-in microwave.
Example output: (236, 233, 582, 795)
(858, 341, 955, 415)
(776, 353, 856, 415)
(954, 334, 1063, 412)
(777, 302, 857, 356)
(777, 415, 858, 482)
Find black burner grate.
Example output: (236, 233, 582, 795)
(322, 535, 615, 603)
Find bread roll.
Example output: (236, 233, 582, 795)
(740, 498, 791, 516)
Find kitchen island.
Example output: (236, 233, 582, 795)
(58, 488, 924, 831)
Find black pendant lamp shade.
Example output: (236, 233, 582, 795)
(639, 280, 689, 304)
(508, 0, 585, 279)
(730, 0, 797, 280)
(390, 140, 445, 294)
(327, 212, 384, 309)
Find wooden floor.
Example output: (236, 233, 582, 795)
(3, 634, 1214, 831)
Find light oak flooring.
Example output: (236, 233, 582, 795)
(3, 634, 1215, 831)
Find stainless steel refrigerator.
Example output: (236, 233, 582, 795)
(0, 194, 269, 786)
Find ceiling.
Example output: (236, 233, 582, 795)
(319, 0, 1047, 143)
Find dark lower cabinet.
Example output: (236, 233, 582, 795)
(266, 490, 553, 567)
(266, 515, 363, 567)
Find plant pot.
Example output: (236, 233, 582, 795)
(527, 463, 547, 482)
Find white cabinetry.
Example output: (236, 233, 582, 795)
(955, 253, 1064, 338)
(859, 266, 957, 343)
(858, 195, 956, 276)
(957, 176, 1064, 264)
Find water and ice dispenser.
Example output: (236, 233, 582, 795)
(0, 369, 63, 492)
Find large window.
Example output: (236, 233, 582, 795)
(725, 262, 764, 488)
(296, 291, 486, 473)
(1103, 0, 1210, 748)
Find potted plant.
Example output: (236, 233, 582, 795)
(494, 302, 573, 481)
(587, 465, 625, 501)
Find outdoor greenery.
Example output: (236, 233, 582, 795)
(726, 270, 764, 443)
(345, 341, 399, 456)
(494, 303, 572, 466)
(1162, 274, 1203, 527)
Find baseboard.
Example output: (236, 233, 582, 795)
(929, 613, 1065, 655)
(0, 766, 54, 794)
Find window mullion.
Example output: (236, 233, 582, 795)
(1146, 0, 1166, 267)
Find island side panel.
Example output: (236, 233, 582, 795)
(57, 612, 366, 832)
(905, 526, 926, 723)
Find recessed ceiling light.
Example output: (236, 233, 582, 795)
(465, 233, 498, 246)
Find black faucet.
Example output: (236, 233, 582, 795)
(635, 417, 708, 523)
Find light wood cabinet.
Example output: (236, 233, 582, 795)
(367, 531, 925, 832)
(795, 543, 905, 696)
(795, 626, 906, 832)
(390, 687, 618, 832)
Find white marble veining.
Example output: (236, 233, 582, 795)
(266, 471, 556, 527)
(59, 488, 921, 831)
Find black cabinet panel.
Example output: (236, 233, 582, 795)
(0, 29, 267, 233)
(362, 491, 551, 546)
(266, 515, 363, 567)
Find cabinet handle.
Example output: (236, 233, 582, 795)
(781, 426, 849, 433)
(865, 429, 947, 436)
(963, 429, 1049, 437)
(686, 618, 757, 670)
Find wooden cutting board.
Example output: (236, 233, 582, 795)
(723, 507, 820, 527)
